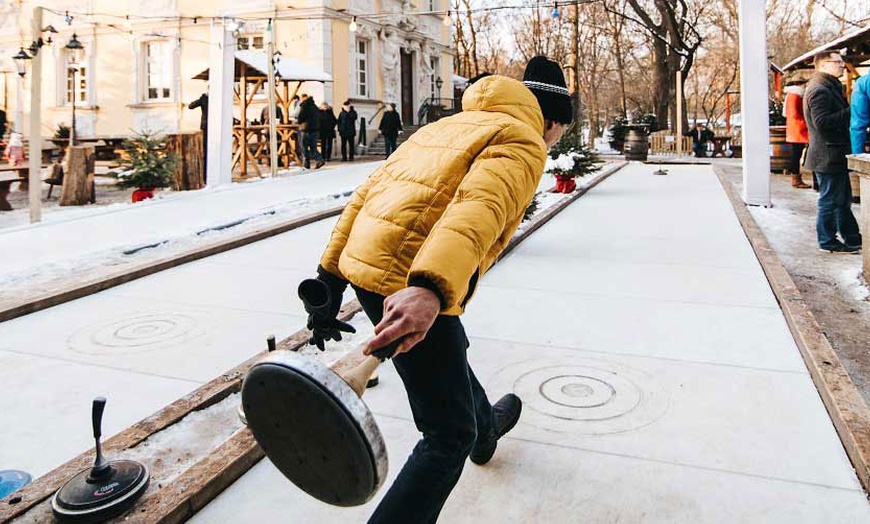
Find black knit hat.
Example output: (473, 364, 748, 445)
(522, 56, 572, 125)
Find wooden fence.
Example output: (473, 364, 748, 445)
(649, 132, 693, 156)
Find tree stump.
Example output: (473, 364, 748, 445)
(60, 145, 95, 206)
(167, 132, 204, 191)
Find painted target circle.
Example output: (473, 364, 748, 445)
(68, 312, 206, 355)
(490, 358, 669, 435)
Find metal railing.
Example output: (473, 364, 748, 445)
(418, 97, 460, 124)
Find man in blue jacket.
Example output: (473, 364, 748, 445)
(852, 74, 869, 154)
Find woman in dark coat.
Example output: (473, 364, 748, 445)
(337, 101, 358, 161)
(319, 103, 337, 162)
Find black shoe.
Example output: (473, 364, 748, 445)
(469, 394, 522, 465)
(315, 160, 325, 169)
(820, 243, 860, 254)
(845, 237, 862, 249)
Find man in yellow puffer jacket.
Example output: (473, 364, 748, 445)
(307, 56, 571, 523)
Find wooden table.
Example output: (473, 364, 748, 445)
(710, 136, 732, 158)
(0, 166, 29, 211)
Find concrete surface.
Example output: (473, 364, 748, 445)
(191, 163, 870, 523)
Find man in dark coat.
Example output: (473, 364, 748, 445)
(318, 103, 337, 162)
(337, 101, 358, 161)
(188, 93, 208, 179)
(296, 94, 324, 169)
(804, 51, 861, 253)
(378, 103, 403, 158)
(685, 123, 713, 158)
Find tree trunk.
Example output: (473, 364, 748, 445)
(167, 132, 205, 191)
(653, 39, 670, 129)
(60, 145, 95, 206)
(572, 4, 582, 143)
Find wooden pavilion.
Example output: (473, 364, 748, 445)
(194, 51, 333, 178)
(782, 23, 870, 100)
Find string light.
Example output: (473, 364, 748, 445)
(443, 10, 452, 26)
(551, 3, 560, 19)
(349, 16, 358, 32)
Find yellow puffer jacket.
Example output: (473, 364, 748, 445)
(320, 75, 548, 315)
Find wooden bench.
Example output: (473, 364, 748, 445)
(0, 166, 29, 211)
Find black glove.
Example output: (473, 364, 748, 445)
(298, 268, 356, 351)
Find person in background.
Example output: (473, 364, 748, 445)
(851, 73, 869, 155)
(337, 101, 358, 162)
(319, 102, 337, 162)
(289, 95, 302, 124)
(804, 51, 861, 253)
(188, 93, 209, 179)
(686, 123, 712, 158)
(378, 103, 403, 158)
(784, 79, 811, 188)
(296, 94, 324, 170)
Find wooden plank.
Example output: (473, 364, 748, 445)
(0, 205, 346, 323)
(713, 164, 870, 494)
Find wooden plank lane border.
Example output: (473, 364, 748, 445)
(0, 162, 627, 523)
(0, 204, 347, 324)
(713, 165, 870, 493)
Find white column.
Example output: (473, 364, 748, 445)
(738, 0, 771, 206)
(28, 6, 43, 223)
(266, 20, 278, 178)
(206, 22, 235, 187)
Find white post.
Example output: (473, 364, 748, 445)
(266, 19, 278, 178)
(28, 6, 42, 223)
(738, 0, 771, 206)
(206, 20, 235, 187)
(676, 70, 683, 157)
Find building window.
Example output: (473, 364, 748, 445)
(429, 57, 439, 99)
(143, 40, 172, 101)
(238, 36, 264, 50)
(66, 65, 87, 104)
(356, 39, 369, 97)
(63, 50, 87, 105)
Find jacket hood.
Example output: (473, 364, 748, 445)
(461, 76, 545, 134)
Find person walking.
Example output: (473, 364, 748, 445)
(188, 93, 209, 180)
(378, 103, 403, 158)
(337, 101, 358, 162)
(784, 80, 812, 188)
(296, 94, 324, 170)
(319, 102, 337, 162)
(302, 55, 571, 524)
(804, 51, 861, 253)
(851, 73, 869, 155)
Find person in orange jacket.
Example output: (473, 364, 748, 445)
(784, 79, 812, 189)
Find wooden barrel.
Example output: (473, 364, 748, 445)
(769, 125, 791, 174)
(624, 129, 649, 161)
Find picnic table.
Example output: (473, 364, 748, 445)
(0, 166, 29, 211)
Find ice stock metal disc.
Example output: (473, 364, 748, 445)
(52, 460, 149, 522)
(242, 351, 387, 507)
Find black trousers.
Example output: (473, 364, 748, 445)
(320, 134, 334, 161)
(353, 286, 494, 524)
(788, 142, 806, 175)
(341, 135, 355, 161)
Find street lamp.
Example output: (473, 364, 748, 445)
(435, 76, 443, 92)
(65, 34, 84, 147)
(13, 48, 31, 77)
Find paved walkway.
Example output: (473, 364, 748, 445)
(191, 162, 870, 523)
